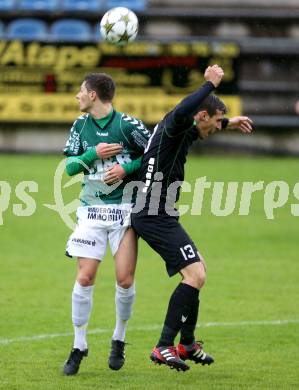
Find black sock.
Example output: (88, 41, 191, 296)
(157, 283, 199, 347)
(179, 298, 199, 346)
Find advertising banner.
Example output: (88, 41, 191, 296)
(0, 40, 241, 123)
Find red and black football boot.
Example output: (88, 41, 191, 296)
(150, 346, 190, 372)
(177, 341, 214, 365)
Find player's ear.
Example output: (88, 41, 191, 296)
(196, 110, 209, 122)
(90, 90, 97, 101)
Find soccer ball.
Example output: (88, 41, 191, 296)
(100, 7, 139, 45)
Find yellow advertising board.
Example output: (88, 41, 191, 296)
(0, 94, 241, 124)
(0, 39, 241, 123)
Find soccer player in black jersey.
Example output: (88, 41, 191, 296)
(131, 65, 252, 371)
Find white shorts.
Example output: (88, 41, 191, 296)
(66, 204, 132, 261)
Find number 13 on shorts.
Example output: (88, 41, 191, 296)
(180, 244, 196, 260)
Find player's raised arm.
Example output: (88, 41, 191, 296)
(226, 116, 253, 133)
(171, 65, 224, 126)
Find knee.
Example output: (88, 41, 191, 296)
(117, 269, 135, 289)
(117, 276, 134, 289)
(197, 270, 206, 288)
(182, 263, 206, 290)
(77, 273, 95, 287)
(188, 273, 205, 289)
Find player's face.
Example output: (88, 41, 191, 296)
(195, 109, 224, 138)
(76, 81, 93, 112)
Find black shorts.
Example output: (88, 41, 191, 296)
(131, 212, 200, 277)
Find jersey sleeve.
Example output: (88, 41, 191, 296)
(122, 114, 151, 152)
(221, 118, 229, 129)
(121, 155, 142, 176)
(63, 119, 84, 157)
(165, 81, 215, 137)
(65, 148, 98, 176)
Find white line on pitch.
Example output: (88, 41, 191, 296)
(0, 319, 298, 346)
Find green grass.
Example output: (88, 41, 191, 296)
(0, 154, 298, 390)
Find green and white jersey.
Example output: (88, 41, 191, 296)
(64, 110, 150, 205)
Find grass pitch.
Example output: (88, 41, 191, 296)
(0, 154, 298, 390)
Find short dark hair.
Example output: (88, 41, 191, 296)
(197, 94, 227, 116)
(84, 73, 115, 102)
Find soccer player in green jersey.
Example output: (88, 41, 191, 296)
(62, 73, 150, 375)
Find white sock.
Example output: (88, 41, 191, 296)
(74, 324, 88, 351)
(72, 281, 94, 351)
(112, 283, 135, 342)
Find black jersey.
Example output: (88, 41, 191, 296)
(138, 113, 198, 213)
(135, 81, 216, 214)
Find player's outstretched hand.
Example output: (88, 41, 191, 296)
(204, 65, 224, 88)
(96, 143, 123, 159)
(104, 163, 126, 184)
(228, 116, 253, 133)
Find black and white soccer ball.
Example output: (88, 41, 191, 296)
(100, 7, 139, 45)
